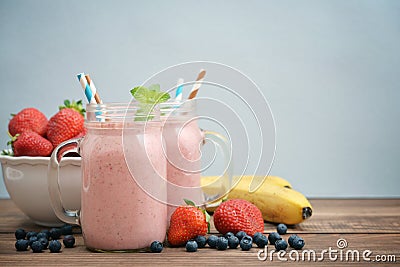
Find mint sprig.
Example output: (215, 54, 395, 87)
(130, 84, 170, 121)
(130, 84, 170, 104)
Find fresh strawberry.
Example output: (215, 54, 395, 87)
(167, 200, 209, 246)
(213, 199, 264, 236)
(47, 100, 85, 148)
(8, 108, 48, 137)
(72, 127, 87, 139)
(11, 132, 53, 157)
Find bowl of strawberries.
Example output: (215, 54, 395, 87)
(0, 100, 84, 227)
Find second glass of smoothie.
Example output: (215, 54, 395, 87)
(161, 100, 232, 220)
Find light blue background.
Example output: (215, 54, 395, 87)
(0, 0, 399, 198)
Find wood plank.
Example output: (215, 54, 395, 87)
(1, 199, 400, 234)
(1, 199, 400, 266)
(0, 233, 399, 266)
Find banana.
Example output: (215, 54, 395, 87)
(201, 175, 312, 225)
(201, 175, 292, 212)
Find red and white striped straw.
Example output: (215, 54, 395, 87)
(188, 69, 206, 99)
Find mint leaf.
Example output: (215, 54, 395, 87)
(155, 92, 170, 103)
(148, 84, 160, 92)
(130, 86, 149, 103)
(131, 84, 170, 104)
(130, 84, 171, 121)
(134, 103, 155, 122)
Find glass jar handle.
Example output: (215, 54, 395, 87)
(202, 130, 233, 202)
(47, 138, 82, 225)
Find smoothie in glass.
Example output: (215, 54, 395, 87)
(48, 103, 167, 252)
(80, 121, 167, 251)
(161, 100, 232, 221)
(163, 119, 205, 219)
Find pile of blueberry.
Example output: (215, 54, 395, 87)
(267, 223, 305, 251)
(149, 223, 305, 253)
(14, 224, 76, 253)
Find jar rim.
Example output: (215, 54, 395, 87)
(85, 102, 160, 122)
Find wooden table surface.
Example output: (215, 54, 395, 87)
(0, 199, 399, 266)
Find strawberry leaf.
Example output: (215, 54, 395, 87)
(1, 149, 13, 156)
(184, 199, 196, 207)
(204, 210, 211, 233)
(59, 99, 86, 116)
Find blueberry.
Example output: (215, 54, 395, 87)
(235, 231, 247, 241)
(242, 235, 252, 243)
(28, 236, 38, 247)
(31, 240, 43, 253)
(195, 235, 207, 248)
(277, 224, 287, 235)
(49, 240, 62, 253)
(255, 234, 268, 248)
(274, 239, 288, 251)
(15, 239, 29, 251)
(207, 235, 218, 248)
(26, 231, 37, 239)
(239, 236, 253, 251)
(15, 228, 26, 240)
(186, 240, 198, 252)
(49, 228, 62, 240)
(40, 229, 51, 239)
(268, 232, 281, 245)
(291, 237, 305, 250)
(37, 232, 48, 240)
(63, 235, 75, 248)
(253, 232, 263, 244)
(216, 237, 228, 250)
(38, 237, 49, 249)
(225, 232, 235, 239)
(227, 235, 239, 249)
(61, 224, 73, 235)
(150, 241, 163, 253)
(288, 234, 298, 247)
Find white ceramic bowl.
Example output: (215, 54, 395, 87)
(0, 152, 81, 227)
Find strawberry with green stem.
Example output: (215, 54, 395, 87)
(213, 199, 264, 236)
(9, 132, 53, 157)
(47, 100, 85, 147)
(8, 108, 48, 137)
(167, 199, 210, 247)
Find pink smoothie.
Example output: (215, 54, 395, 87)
(163, 119, 205, 220)
(80, 122, 167, 251)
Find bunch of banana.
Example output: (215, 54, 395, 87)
(201, 175, 312, 225)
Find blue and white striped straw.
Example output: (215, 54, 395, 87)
(175, 78, 184, 101)
(77, 73, 96, 104)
